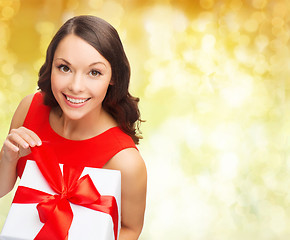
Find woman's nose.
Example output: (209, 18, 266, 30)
(68, 73, 85, 93)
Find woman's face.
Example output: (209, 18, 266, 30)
(51, 34, 112, 120)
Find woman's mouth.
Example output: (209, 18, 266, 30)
(63, 94, 91, 106)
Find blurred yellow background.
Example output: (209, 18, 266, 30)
(0, 0, 290, 239)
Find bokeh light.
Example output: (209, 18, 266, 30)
(0, 0, 290, 239)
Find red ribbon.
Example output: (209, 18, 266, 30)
(13, 145, 119, 240)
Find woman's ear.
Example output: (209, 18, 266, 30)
(109, 78, 114, 85)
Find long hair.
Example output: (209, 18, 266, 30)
(38, 15, 142, 144)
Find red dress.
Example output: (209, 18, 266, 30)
(17, 92, 137, 178)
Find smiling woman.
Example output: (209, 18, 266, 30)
(38, 16, 143, 144)
(50, 34, 113, 127)
(0, 15, 147, 240)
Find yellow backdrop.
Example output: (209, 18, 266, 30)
(0, 0, 290, 239)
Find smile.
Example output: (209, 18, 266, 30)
(64, 94, 91, 104)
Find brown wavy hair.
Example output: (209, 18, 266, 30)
(38, 15, 142, 144)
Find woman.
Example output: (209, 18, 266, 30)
(0, 15, 147, 239)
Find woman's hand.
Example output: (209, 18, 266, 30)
(0, 94, 37, 198)
(2, 127, 42, 164)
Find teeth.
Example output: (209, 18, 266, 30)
(66, 96, 88, 104)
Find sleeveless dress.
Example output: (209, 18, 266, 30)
(16, 91, 137, 178)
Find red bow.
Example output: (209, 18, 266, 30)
(13, 145, 119, 240)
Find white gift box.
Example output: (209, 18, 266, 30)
(0, 160, 121, 240)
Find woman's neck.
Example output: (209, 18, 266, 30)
(50, 107, 116, 140)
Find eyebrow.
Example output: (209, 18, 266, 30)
(54, 58, 107, 68)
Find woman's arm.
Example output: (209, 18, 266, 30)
(0, 94, 41, 198)
(106, 148, 147, 240)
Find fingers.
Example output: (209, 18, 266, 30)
(18, 146, 31, 158)
(3, 138, 20, 152)
(23, 127, 42, 146)
(3, 127, 42, 162)
(1, 127, 41, 164)
(8, 131, 29, 149)
(9, 127, 42, 148)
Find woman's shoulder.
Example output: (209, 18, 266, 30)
(9, 93, 35, 130)
(19, 93, 35, 107)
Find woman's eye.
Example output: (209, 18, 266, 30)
(90, 70, 101, 77)
(58, 65, 70, 73)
